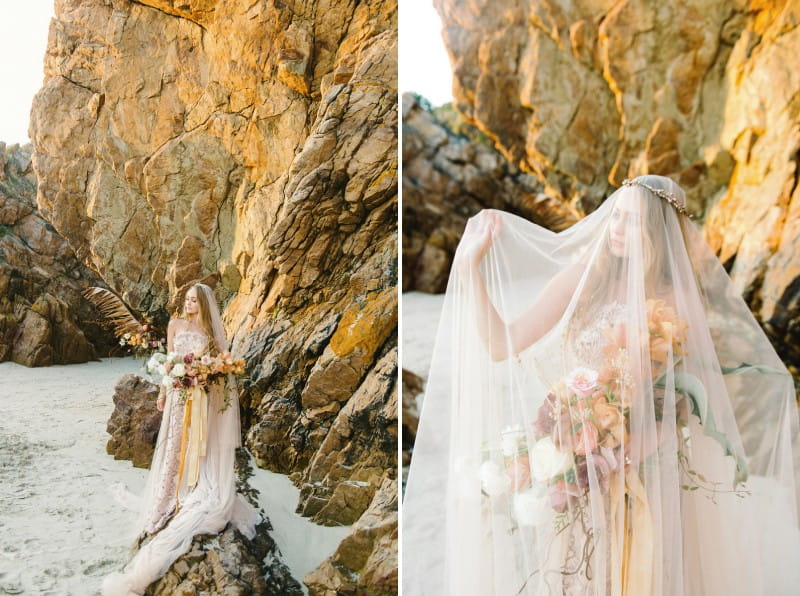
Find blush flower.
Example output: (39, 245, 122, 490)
(566, 367, 599, 398)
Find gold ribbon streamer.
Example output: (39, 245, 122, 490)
(175, 385, 208, 509)
(610, 467, 654, 595)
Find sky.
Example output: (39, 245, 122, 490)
(398, 0, 453, 106)
(0, 2, 55, 145)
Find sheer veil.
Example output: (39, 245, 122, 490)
(403, 175, 800, 595)
(103, 283, 260, 595)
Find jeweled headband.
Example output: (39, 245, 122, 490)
(622, 178, 692, 219)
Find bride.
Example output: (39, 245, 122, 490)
(103, 283, 261, 595)
(403, 175, 800, 595)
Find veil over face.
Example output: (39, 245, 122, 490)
(403, 175, 800, 595)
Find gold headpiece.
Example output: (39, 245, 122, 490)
(622, 178, 692, 219)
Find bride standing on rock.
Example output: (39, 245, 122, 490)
(403, 175, 800, 595)
(103, 283, 261, 595)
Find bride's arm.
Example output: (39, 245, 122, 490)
(468, 261, 583, 361)
(157, 319, 179, 411)
(456, 211, 583, 361)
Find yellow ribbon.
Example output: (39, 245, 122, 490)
(175, 385, 208, 509)
(610, 467, 654, 595)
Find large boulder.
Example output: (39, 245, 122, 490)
(106, 373, 162, 468)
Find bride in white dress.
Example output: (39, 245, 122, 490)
(403, 175, 800, 595)
(103, 283, 261, 595)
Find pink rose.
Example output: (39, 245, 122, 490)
(566, 367, 599, 398)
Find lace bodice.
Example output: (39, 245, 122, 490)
(569, 301, 626, 369)
(173, 330, 209, 357)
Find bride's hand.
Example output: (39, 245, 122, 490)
(156, 391, 166, 412)
(454, 211, 502, 277)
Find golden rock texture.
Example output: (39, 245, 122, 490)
(29, 0, 397, 591)
(304, 475, 397, 596)
(0, 142, 113, 365)
(433, 0, 800, 377)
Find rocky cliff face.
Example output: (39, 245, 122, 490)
(0, 142, 114, 366)
(433, 0, 800, 379)
(402, 93, 578, 293)
(30, 0, 397, 592)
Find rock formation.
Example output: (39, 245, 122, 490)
(106, 373, 162, 468)
(146, 451, 302, 595)
(145, 521, 302, 596)
(30, 0, 397, 592)
(304, 475, 397, 595)
(432, 0, 800, 379)
(402, 93, 578, 292)
(0, 142, 115, 366)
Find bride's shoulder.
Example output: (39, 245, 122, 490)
(168, 318, 187, 333)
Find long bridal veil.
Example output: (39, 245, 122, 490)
(403, 175, 800, 595)
(103, 284, 260, 595)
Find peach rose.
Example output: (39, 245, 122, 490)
(592, 397, 622, 432)
(573, 423, 599, 456)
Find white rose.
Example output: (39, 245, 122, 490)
(500, 425, 525, 457)
(530, 437, 572, 482)
(146, 353, 166, 374)
(513, 487, 550, 527)
(480, 460, 511, 497)
(161, 375, 172, 388)
(172, 363, 186, 377)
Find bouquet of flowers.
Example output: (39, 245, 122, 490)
(150, 351, 246, 411)
(481, 299, 745, 524)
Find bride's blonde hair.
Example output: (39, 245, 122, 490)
(182, 283, 221, 356)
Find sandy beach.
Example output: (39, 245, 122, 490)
(0, 357, 348, 595)
(402, 291, 445, 382)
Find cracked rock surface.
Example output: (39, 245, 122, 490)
(0, 142, 114, 366)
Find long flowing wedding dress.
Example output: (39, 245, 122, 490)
(403, 175, 800, 595)
(103, 322, 261, 594)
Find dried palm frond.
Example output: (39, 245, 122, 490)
(82, 286, 143, 337)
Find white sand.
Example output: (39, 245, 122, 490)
(401, 291, 446, 381)
(0, 357, 349, 595)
